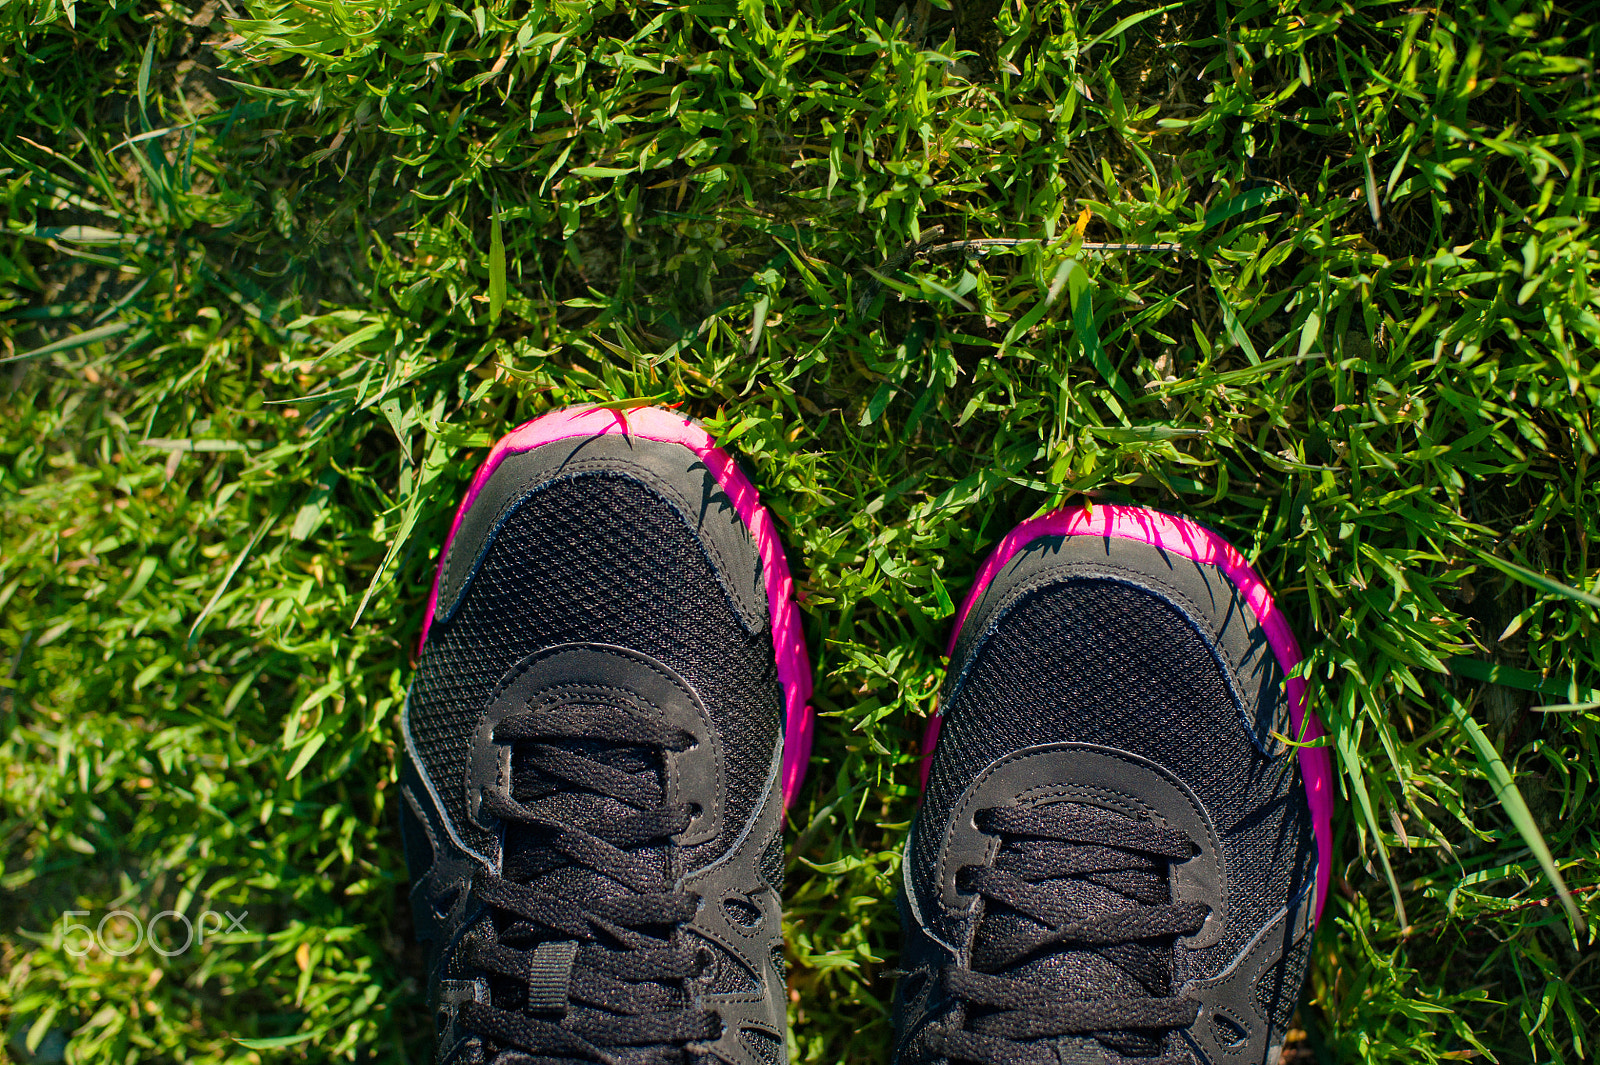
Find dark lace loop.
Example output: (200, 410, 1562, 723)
(946, 970, 1198, 1024)
(475, 873, 595, 939)
(950, 971, 1199, 1041)
(459, 1000, 612, 1063)
(976, 807, 1195, 859)
(993, 840, 1169, 880)
(925, 1025, 1198, 1065)
(923, 1027, 1059, 1065)
(971, 900, 1211, 970)
(584, 944, 701, 983)
(524, 745, 667, 809)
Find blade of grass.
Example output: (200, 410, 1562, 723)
(1477, 551, 1600, 610)
(1441, 687, 1586, 935)
(1080, 0, 1183, 54)
(1447, 656, 1599, 701)
(188, 503, 283, 649)
(488, 202, 506, 325)
(1336, 680, 1410, 928)
(137, 27, 157, 131)
(0, 321, 132, 363)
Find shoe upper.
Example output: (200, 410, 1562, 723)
(895, 525, 1319, 1065)
(400, 430, 789, 1065)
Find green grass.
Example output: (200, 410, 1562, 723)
(3, 0, 1598, 1061)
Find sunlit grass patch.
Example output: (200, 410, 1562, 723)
(2, 1, 1598, 1062)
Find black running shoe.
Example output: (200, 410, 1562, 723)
(895, 505, 1334, 1065)
(399, 406, 814, 1065)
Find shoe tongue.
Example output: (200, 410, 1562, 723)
(970, 802, 1175, 1057)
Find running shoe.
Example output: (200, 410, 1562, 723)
(894, 505, 1333, 1065)
(398, 406, 813, 1065)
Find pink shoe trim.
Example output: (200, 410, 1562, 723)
(419, 406, 814, 809)
(922, 503, 1334, 924)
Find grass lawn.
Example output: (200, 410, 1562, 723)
(3, 0, 1598, 1061)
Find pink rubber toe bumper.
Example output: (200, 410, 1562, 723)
(919, 504, 1334, 925)
(418, 406, 815, 810)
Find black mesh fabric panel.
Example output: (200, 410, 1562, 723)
(742, 1028, 784, 1065)
(694, 933, 763, 997)
(770, 943, 787, 986)
(930, 581, 1245, 796)
(760, 829, 784, 893)
(408, 471, 783, 865)
(1254, 931, 1313, 1037)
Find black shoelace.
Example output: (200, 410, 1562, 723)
(923, 806, 1210, 1065)
(458, 703, 720, 1065)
